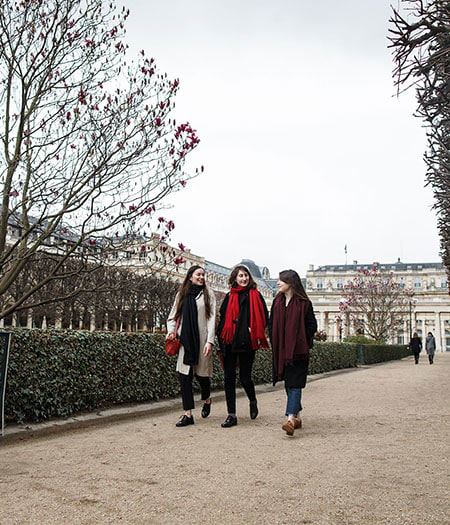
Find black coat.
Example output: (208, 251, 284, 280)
(217, 290, 269, 355)
(409, 336, 422, 353)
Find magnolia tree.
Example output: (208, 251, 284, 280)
(0, 0, 201, 320)
(389, 1, 450, 286)
(338, 267, 414, 343)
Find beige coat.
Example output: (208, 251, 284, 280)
(167, 289, 216, 377)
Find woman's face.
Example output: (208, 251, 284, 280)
(277, 279, 291, 294)
(190, 268, 205, 286)
(236, 270, 249, 287)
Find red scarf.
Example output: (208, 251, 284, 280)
(272, 294, 309, 379)
(221, 286, 270, 350)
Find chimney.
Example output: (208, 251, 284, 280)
(353, 260, 357, 265)
(308, 264, 314, 271)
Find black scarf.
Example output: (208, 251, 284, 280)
(180, 284, 204, 366)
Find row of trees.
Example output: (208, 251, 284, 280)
(2, 253, 180, 331)
(390, 1, 450, 286)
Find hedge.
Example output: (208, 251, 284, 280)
(359, 343, 412, 365)
(3, 329, 407, 423)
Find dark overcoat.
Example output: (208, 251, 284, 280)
(269, 298, 318, 388)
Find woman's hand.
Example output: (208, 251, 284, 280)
(166, 332, 175, 341)
(203, 342, 212, 356)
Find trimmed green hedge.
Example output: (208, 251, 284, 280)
(3, 329, 407, 423)
(359, 344, 411, 365)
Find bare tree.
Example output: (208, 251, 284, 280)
(338, 267, 414, 342)
(389, 1, 450, 288)
(0, 0, 201, 320)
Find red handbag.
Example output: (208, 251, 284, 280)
(165, 317, 181, 356)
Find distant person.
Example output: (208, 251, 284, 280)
(269, 270, 317, 436)
(409, 332, 422, 364)
(166, 265, 216, 427)
(425, 332, 436, 365)
(217, 265, 270, 428)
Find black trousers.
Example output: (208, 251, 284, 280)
(414, 352, 420, 364)
(428, 354, 434, 364)
(179, 369, 210, 411)
(223, 350, 256, 415)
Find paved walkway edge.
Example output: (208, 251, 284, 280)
(0, 358, 411, 443)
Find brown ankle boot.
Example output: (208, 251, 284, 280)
(282, 420, 295, 436)
(293, 417, 302, 429)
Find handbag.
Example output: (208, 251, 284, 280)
(165, 317, 181, 356)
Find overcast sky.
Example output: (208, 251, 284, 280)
(125, 0, 441, 277)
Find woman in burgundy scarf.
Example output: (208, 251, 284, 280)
(217, 265, 270, 427)
(269, 270, 317, 436)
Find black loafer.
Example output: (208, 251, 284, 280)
(221, 415, 237, 428)
(176, 415, 194, 427)
(201, 399, 211, 418)
(250, 401, 258, 420)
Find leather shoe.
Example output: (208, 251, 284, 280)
(221, 415, 237, 428)
(201, 399, 211, 418)
(282, 420, 295, 436)
(293, 417, 302, 429)
(249, 400, 258, 420)
(176, 414, 194, 427)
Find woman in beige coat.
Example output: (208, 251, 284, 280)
(167, 265, 216, 427)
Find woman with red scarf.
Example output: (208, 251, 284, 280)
(217, 265, 270, 428)
(269, 269, 317, 436)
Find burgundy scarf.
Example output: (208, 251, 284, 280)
(272, 294, 309, 379)
(221, 286, 270, 350)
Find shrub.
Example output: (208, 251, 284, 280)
(360, 344, 411, 365)
(3, 329, 407, 423)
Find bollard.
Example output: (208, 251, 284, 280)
(0, 331, 11, 436)
(357, 344, 365, 366)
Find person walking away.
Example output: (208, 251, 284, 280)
(425, 332, 436, 364)
(166, 266, 216, 427)
(269, 269, 317, 436)
(409, 332, 422, 365)
(217, 265, 270, 428)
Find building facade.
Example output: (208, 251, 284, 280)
(306, 260, 450, 352)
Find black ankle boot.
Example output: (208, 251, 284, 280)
(201, 399, 211, 418)
(176, 414, 194, 427)
(250, 401, 258, 420)
(221, 415, 237, 428)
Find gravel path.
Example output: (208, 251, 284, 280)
(1, 354, 449, 524)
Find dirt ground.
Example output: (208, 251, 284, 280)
(1, 354, 449, 525)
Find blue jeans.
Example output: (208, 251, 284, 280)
(285, 387, 302, 416)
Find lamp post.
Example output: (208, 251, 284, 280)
(408, 294, 413, 341)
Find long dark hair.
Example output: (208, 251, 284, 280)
(276, 269, 309, 300)
(228, 265, 257, 289)
(175, 265, 212, 319)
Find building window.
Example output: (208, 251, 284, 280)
(414, 277, 421, 288)
(441, 277, 448, 289)
(125, 251, 132, 259)
(445, 329, 450, 352)
(397, 332, 404, 345)
(398, 277, 404, 288)
(337, 278, 343, 289)
(317, 278, 323, 289)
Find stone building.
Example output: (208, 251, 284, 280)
(306, 260, 450, 351)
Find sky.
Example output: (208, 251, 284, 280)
(124, 0, 441, 278)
